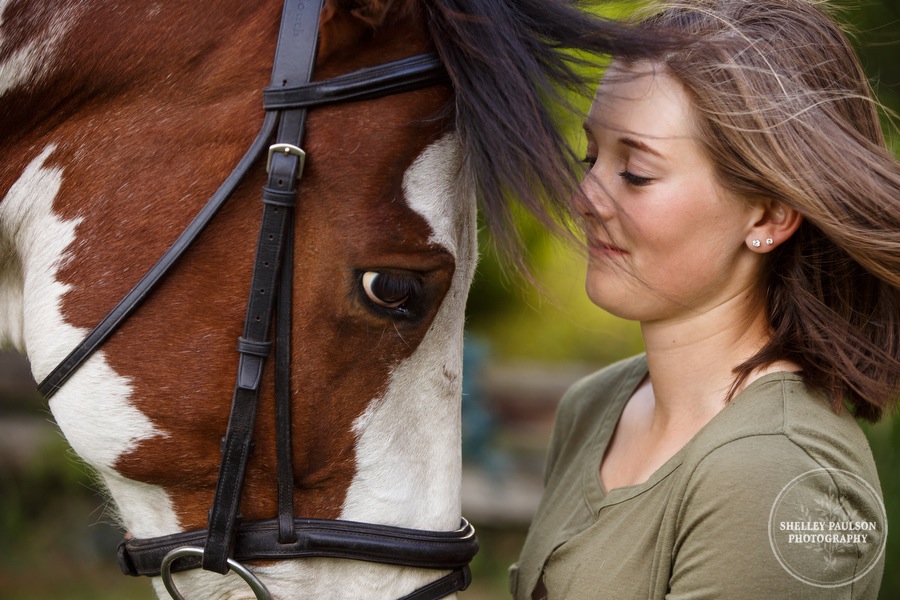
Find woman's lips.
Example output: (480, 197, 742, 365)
(587, 237, 628, 257)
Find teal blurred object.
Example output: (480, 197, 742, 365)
(461, 333, 495, 466)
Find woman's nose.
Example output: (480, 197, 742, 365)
(576, 168, 616, 221)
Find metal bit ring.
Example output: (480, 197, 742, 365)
(160, 547, 273, 600)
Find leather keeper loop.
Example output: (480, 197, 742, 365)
(262, 187, 297, 207)
(237, 337, 272, 357)
(262, 53, 446, 111)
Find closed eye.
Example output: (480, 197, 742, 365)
(618, 170, 653, 186)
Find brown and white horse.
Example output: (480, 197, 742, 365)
(0, 0, 657, 597)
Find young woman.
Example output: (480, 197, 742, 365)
(511, 1, 900, 598)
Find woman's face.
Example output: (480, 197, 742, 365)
(579, 62, 763, 324)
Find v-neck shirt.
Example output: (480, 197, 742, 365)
(511, 354, 885, 600)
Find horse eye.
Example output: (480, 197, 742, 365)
(361, 271, 420, 310)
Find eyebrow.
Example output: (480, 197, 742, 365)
(581, 122, 666, 159)
(619, 136, 664, 158)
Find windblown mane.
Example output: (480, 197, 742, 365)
(421, 0, 667, 265)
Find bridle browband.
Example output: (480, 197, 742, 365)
(37, 0, 478, 598)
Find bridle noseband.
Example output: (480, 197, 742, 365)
(38, 0, 478, 598)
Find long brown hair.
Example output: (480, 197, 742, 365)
(419, 0, 674, 271)
(638, 0, 900, 421)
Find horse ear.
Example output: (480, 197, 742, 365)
(319, 0, 368, 61)
(321, 0, 338, 26)
(346, 0, 392, 28)
(319, 0, 394, 60)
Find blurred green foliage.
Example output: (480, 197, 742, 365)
(0, 1, 897, 599)
(862, 417, 900, 600)
(466, 0, 900, 365)
(0, 401, 154, 599)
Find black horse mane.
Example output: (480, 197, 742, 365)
(422, 0, 668, 268)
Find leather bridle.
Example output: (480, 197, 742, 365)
(37, 0, 479, 598)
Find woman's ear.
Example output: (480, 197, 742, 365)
(745, 199, 803, 252)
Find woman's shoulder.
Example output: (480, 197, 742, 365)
(557, 353, 648, 419)
(542, 354, 648, 478)
(676, 372, 882, 528)
(685, 371, 875, 473)
(671, 420, 886, 597)
(672, 374, 884, 577)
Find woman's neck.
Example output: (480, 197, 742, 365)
(598, 287, 802, 493)
(639, 292, 772, 431)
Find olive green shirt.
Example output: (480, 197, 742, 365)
(511, 355, 885, 599)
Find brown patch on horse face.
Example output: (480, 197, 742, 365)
(20, 0, 453, 531)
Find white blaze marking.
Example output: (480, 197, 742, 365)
(337, 131, 477, 596)
(0, 146, 178, 538)
(3, 134, 475, 598)
(160, 133, 477, 598)
(344, 131, 476, 530)
(0, 4, 74, 97)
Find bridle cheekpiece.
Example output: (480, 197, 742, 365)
(38, 1, 478, 598)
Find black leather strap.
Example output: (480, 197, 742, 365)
(275, 224, 296, 544)
(35, 111, 278, 400)
(263, 53, 447, 111)
(118, 518, 478, 577)
(201, 0, 323, 575)
(398, 567, 472, 600)
(36, 0, 474, 593)
(35, 44, 447, 405)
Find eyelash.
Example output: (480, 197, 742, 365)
(581, 157, 654, 187)
(618, 171, 653, 186)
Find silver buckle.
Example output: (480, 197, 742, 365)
(160, 546, 273, 600)
(266, 143, 306, 180)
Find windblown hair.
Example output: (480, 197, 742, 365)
(419, 0, 672, 269)
(638, 0, 900, 421)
